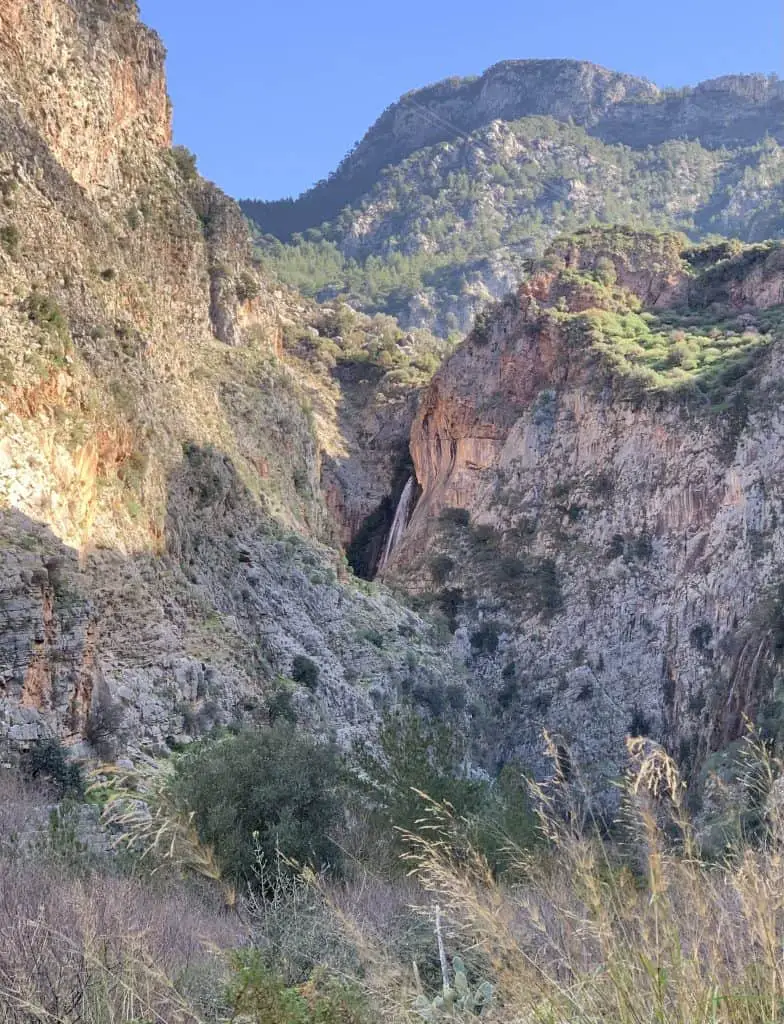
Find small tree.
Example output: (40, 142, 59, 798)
(351, 710, 485, 846)
(171, 145, 198, 181)
(351, 709, 538, 873)
(172, 724, 342, 884)
(291, 654, 319, 691)
(24, 738, 84, 799)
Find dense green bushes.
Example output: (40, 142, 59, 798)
(582, 306, 771, 401)
(0, 222, 19, 256)
(352, 710, 538, 874)
(171, 724, 343, 884)
(23, 738, 84, 798)
(228, 952, 367, 1024)
(439, 506, 471, 527)
(291, 654, 320, 690)
(98, 704, 539, 900)
(23, 291, 69, 338)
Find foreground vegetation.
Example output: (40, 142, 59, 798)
(3, 722, 784, 1023)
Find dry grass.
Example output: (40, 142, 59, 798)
(91, 761, 227, 894)
(0, 772, 240, 1024)
(7, 734, 784, 1024)
(387, 736, 784, 1024)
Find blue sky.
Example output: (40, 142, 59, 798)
(138, 0, 783, 202)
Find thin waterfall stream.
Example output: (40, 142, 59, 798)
(376, 477, 416, 574)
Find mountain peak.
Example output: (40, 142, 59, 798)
(360, 58, 657, 167)
(244, 61, 783, 243)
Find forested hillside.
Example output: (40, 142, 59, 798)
(243, 65, 784, 334)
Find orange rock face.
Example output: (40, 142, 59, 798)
(0, 0, 171, 194)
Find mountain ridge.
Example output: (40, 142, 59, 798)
(242, 61, 784, 240)
(243, 60, 784, 337)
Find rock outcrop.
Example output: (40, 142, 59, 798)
(386, 230, 784, 795)
(0, 0, 171, 196)
(0, 0, 459, 758)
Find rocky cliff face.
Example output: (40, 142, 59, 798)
(5, 0, 784, 807)
(0, 0, 459, 759)
(385, 230, 784, 795)
(0, 0, 171, 194)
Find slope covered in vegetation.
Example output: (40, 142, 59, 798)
(245, 75, 784, 336)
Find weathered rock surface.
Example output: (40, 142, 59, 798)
(0, 0, 459, 757)
(386, 231, 784, 794)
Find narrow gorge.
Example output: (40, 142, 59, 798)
(1, 0, 784, 811)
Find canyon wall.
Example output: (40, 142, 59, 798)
(0, 0, 458, 759)
(387, 232, 784, 793)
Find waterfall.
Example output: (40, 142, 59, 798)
(377, 477, 416, 574)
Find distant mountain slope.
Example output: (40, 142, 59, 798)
(242, 62, 784, 336)
(243, 60, 658, 238)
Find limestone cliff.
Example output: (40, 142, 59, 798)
(6, 0, 784, 807)
(0, 0, 171, 196)
(386, 230, 784, 793)
(0, 0, 458, 757)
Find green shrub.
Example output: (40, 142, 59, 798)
(607, 533, 626, 559)
(411, 680, 447, 715)
(359, 628, 385, 649)
(629, 706, 652, 736)
(445, 682, 467, 710)
(125, 206, 142, 231)
(630, 533, 653, 562)
(236, 270, 261, 303)
(438, 587, 466, 632)
(690, 622, 714, 652)
(228, 953, 305, 1024)
(228, 952, 367, 1024)
(0, 223, 19, 256)
(23, 292, 69, 340)
(471, 307, 496, 345)
(471, 524, 500, 547)
(498, 556, 526, 580)
(291, 654, 320, 691)
(350, 710, 539, 874)
(84, 689, 125, 759)
(430, 554, 455, 585)
(351, 710, 485, 847)
(497, 676, 520, 710)
(23, 738, 84, 799)
(470, 621, 501, 654)
(266, 682, 297, 725)
(171, 724, 342, 884)
(528, 557, 563, 615)
(440, 507, 470, 527)
(171, 145, 198, 181)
